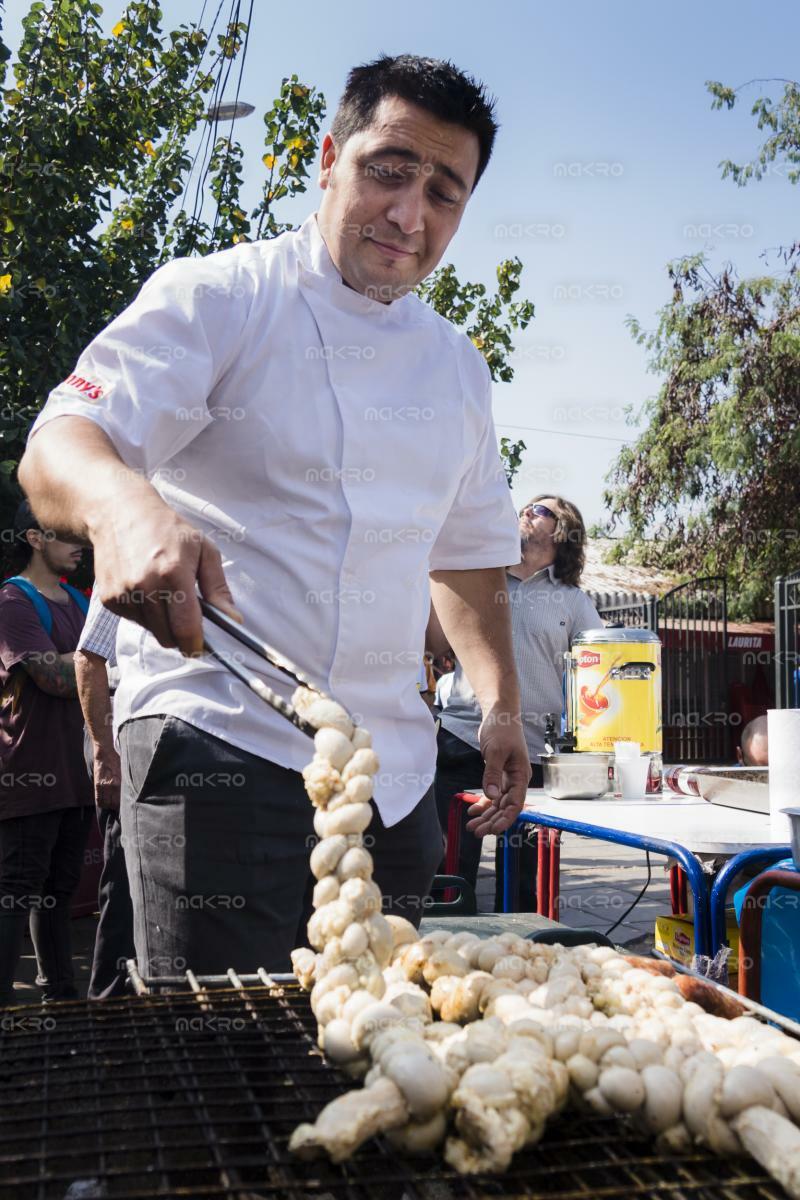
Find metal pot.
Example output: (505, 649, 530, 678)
(542, 753, 613, 800)
(782, 807, 800, 869)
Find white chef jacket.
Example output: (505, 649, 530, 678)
(31, 214, 520, 825)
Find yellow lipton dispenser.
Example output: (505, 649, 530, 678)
(563, 628, 663, 789)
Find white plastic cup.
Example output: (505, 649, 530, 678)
(618, 756, 651, 799)
(613, 740, 640, 762)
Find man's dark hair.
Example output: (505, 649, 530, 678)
(331, 54, 498, 188)
(4, 499, 40, 574)
(525, 495, 588, 588)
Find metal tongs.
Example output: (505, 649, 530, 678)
(200, 599, 350, 739)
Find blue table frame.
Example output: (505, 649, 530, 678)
(709, 845, 791, 957)
(502, 809, 714, 957)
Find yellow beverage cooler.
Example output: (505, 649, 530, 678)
(565, 628, 662, 786)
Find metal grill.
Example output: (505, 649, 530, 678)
(0, 972, 787, 1200)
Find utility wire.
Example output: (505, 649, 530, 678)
(495, 423, 638, 444)
(211, 0, 254, 239)
(187, 0, 239, 239)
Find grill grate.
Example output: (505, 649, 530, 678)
(0, 973, 788, 1200)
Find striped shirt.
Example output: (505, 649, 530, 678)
(440, 565, 602, 763)
(77, 589, 121, 688)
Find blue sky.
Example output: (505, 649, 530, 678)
(5, 0, 799, 525)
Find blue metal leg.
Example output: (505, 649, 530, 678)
(501, 824, 519, 914)
(514, 811, 715, 957)
(709, 846, 791, 956)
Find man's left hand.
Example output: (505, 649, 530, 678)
(466, 715, 531, 836)
(94, 750, 122, 812)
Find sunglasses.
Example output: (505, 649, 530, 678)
(522, 503, 557, 522)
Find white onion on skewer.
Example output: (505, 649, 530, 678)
(287, 684, 800, 1191)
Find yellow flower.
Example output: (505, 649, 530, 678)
(143, 58, 153, 69)
(471, 334, 485, 350)
(289, 153, 299, 170)
(286, 136, 306, 151)
(0, 274, 12, 295)
(112, 19, 126, 37)
(262, 153, 276, 170)
(143, 139, 156, 157)
(120, 218, 134, 230)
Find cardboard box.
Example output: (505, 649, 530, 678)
(654, 914, 739, 979)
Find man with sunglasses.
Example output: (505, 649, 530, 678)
(432, 494, 601, 905)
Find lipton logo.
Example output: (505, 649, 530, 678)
(675, 930, 691, 948)
(61, 373, 106, 402)
(578, 651, 601, 667)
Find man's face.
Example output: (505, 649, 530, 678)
(317, 95, 480, 302)
(27, 530, 83, 575)
(519, 498, 558, 559)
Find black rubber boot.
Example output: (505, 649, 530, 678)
(0, 913, 29, 1005)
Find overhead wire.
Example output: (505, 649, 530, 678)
(210, 0, 255, 240)
(186, 0, 240, 244)
(495, 423, 639, 444)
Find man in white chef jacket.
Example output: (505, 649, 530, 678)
(20, 54, 531, 974)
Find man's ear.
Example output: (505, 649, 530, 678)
(319, 132, 337, 190)
(25, 528, 42, 553)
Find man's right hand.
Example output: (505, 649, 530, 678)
(91, 491, 242, 656)
(19, 419, 243, 658)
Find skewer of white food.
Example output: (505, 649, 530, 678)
(287, 687, 800, 1193)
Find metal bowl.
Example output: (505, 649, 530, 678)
(542, 753, 613, 800)
(782, 807, 800, 869)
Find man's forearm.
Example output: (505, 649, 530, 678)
(19, 415, 165, 542)
(19, 415, 239, 655)
(75, 650, 115, 755)
(21, 651, 78, 697)
(429, 567, 520, 715)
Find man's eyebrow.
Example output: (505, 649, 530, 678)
(362, 144, 469, 193)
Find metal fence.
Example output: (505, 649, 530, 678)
(775, 570, 800, 707)
(658, 577, 728, 763)
(590, 590, 658, 631)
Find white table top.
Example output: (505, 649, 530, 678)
(515, 788, 788, 856)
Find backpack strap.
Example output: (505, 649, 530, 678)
(60, 583, 89, 616)
(2, 576, 54, 637)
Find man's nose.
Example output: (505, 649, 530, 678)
(385, 183, 425, 237)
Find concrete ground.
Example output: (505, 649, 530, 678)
(7, 832, 670, 1004)
(476, 832, 672, 955)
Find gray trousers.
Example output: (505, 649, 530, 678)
(119, 715, 443, 976)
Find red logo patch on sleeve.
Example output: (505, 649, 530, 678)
(61, 372, 107, 402)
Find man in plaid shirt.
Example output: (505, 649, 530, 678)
(75, 591, 134, 998)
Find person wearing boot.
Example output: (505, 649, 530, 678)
(0, 501, 91, 1003)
